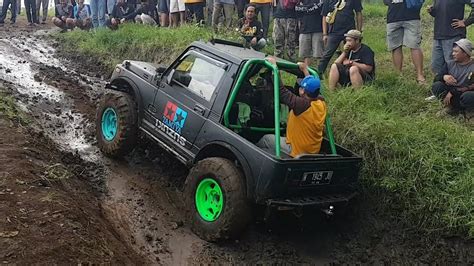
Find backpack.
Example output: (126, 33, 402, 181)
(280, 0, 299, 10)
(405, 0, 424, 9)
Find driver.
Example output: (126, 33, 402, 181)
(257, 58, 327, 157)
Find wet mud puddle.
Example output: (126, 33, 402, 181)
(0, 36, 97, 161)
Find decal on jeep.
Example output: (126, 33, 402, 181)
(154, 101, 188, 147)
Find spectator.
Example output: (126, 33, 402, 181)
(273, 0, 298, 61)
(205, 0, 212, 26)
(169, 0, 185, 27)
(249, 0, 271, 39)
(185, 0, 204, 25)
(136, 0, 158, 25)
(90, 0, 106, 28)
(73, 0, 92, 30)
(106, 0, 137, 29)
(384, 0, 425, 84)
(432, 39, 474, 115)
(158, 0, 170, 26)
(17, 0, 21, 14)
(296, 0, 324, 66)
(428, 0, 474, 74)
(52, 0, 73, 30)
(0, 0, 17, 25)
(257, 58, 327, 158)
(237, 4, 266, 50)
(25, 0, 39, 25)
(36, 0, 48, 24)
(212, 0, 234, 32)
(328, 29, 374, 90)
(318, 0, 363, 74)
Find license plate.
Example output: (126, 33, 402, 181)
(301, 171, 333, 186)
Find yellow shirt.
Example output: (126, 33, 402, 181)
(286, 100, 327, 158)
(249, 0, 272, 4)
(184, 0, 203, 3)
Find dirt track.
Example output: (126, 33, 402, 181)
(1, 22, 473, 264)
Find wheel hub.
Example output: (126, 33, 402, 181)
(195, 178, 224, 222)
(101, 107, 117, 141)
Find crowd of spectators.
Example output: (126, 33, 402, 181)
(0, 0, 473, 116)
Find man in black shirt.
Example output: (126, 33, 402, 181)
(273, 0, 298, 61)
(106, 0, 137, 30)
(328, 29, 375, 90)
(296, 0, 324, 66)
(237, 4, 266, 50)
(317, 0, 363, 75)
(384, 0, 425, 84)
(428, 0, 474, 74)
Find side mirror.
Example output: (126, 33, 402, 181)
(166, 69, 175, 85)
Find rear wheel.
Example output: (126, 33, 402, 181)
(96, 91, 138, 157)
(185, 157, 252, 242)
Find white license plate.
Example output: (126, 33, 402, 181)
(301, 171, 333, 186)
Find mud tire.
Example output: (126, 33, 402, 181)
(185, 157, 252, 242)
(96, 91, 138, 157)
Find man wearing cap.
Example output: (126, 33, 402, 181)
(328, 29, 375, 90)
(428, 0, 474, 74)
(384, 0, 426, 84)
(257, 58, 327, 158)
(432, 38, 474, 115)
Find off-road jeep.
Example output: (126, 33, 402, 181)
(96, 39, 362, 242)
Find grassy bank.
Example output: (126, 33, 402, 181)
(0, 90, 29, 125)
(56, 3, 474, 237)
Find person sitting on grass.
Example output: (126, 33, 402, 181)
(328, 29, 375, 90)
(52, 0, 74, 31)
(257, 58, 327, 158)
(72, 0, 92, 30)
(135, 0, 158, 26)
(106, 0, 137, 30)
(237, 4, 267, 51)
(432, 38, 474, 116)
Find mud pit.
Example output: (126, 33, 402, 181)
(1, 23, 473, 264)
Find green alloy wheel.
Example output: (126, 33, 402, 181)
(195, 178, 224, 222)
(185, 157, 252, 242)
(101, 107, 118, 141)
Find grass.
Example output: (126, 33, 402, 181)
(56, 2, 474, 238)
(0, 90, 29, 125)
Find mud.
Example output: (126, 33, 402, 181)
(1, 21, 473, 264)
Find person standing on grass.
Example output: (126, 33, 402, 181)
(384, 0, 426, 84)
(235, 0, 248, 19)
(52, 0, 74, 30)
(169, 0, 185, 27)
(25, 0, 39, 25)
(106, 0, 137, 29)
(90, 0, 106, 28)
(158, 0, 170, 26)
(36, 0, 49, 24)
(432, 39, 474, 115)
(248, 0, 271, 39)
(273, 0, 298, 61)
(212, 0, 235, 32)
(428, 0, 474, 75)
(317, 0, 363, 75)
(237, 4, 266, 50)
(296, 0, 324, 66)
(107, 0, 116, 15)
(328, 29, 374, 90)
(0, 0, 17, 25)
(73, 0, 92, 30)
(185, 0, 204, 25)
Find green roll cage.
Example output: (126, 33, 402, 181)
(223, 59, 337, 158)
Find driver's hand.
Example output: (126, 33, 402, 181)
(297, 62, 308, 72)
(266, 57, 277, 65)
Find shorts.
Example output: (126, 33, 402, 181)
(158, 0, 170, 13)
(299, 32, 323, 59)
(169, 0, 185, 13)
(335, 63, 374, 87)
(387, 19, 421, 50)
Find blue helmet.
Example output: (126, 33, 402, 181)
(300, 76, 321, 95)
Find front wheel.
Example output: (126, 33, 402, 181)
(185, 157, 252, 242)
(95, 91, 138, 157)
